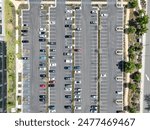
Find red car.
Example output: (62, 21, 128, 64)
(74, 49, 80, 52)
(49, 80, 56, 84)
(40, 84, 46, 88)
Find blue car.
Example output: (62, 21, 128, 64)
(74, 66, 80, 70)
(40, 56, 46, 60)
(64, 66, 72, 70)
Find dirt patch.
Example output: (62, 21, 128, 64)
(7, 23, 13, 31)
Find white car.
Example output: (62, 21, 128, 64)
(64, 59, 72, 63)
(40, 28, 46, 31)
(101, 74, 107, 77)
(65, 17, 72, 20)
(64, 87, 72, 91)
(75, 70, 81, 74)
(91, 95, 98, 99)
(74, 95, 81, 99)
(90, 10, 97, 14)
(116, 91, 123, 95)
(75, 81, 81, 84)
(39, 34, 47, 38)
(50, 63, 56, 67)
(74, 106, 82, 110)
(100, 13, 108, 17)
(39, 67, 46, 71)
(65, 9, 73, 13)
(49, 109, 56, 113)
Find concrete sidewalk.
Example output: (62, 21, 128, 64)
(124, 8, 130, 111)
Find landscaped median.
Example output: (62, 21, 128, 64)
(124, 0, 149, 113)
(5, 0, 16, 112)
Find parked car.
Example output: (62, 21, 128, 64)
(22, 57, 28, 60)
(49, 80, 56, 84)
(74, 66, 80, 70)
(48, 84, 55, 87)
(40, 84, 46, 88)
(50, 63, 56, 67)
(64, 66, 72, 70)
(40, 74, 46, 78)
(40, 56, 46, 60)
(49, 70, 55, 73)
(65, 35, 72, 38)
(22, 40, 29, 43)
(48, 42, 56, 45)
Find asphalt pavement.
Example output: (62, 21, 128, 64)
(99, 0, 124, 113)
(143, 0, 150, 113)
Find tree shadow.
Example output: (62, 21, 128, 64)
(116, 60, 125, 72)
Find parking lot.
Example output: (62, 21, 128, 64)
(99, 2, 124, 113)
(21, 0, 125, 113)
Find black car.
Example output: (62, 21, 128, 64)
(48, 105, 55, 110)
(65, 84, 71, 86)
(48, 42, 56, 45)
(49, 70, 55, 73)
(90, 21, 97, 24)
(64, 105, 71, 109)
(50, 49, 56, 52)
(48, 84, 55, 87)
(39, 38, 46, 42)
(65, 24, 72, 28)
(22, 57, 28, 60)
(39, 63, 45, 67)
(39, 98, 46, 102)
(22, 40, 29, 43)
(65, 35, 72, 38)
(49, 56, 55, 59)
(65, 95, 71, 98)
(40, 74, 46, 78)
(40, 49, 46, 52)
(21, 29, 28, 33)
(39, 95, 46, 99)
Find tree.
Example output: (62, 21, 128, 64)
(128, 83, 137, 92)
(128, 46, 135, 54)
(132, 71, 141, 83)
(124, 61, 136, 73)
(136, 15, 149, 25)
(128, 106, 136, 113)
(127, 26, 136, 34)
(129, 53, 135, 61)
(136, 24, 148, 35)
(134, 42, 143, 52)
(138, 9, 146, 17)
(128, 0, 138, 8)
(135, 63, 142, 69)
